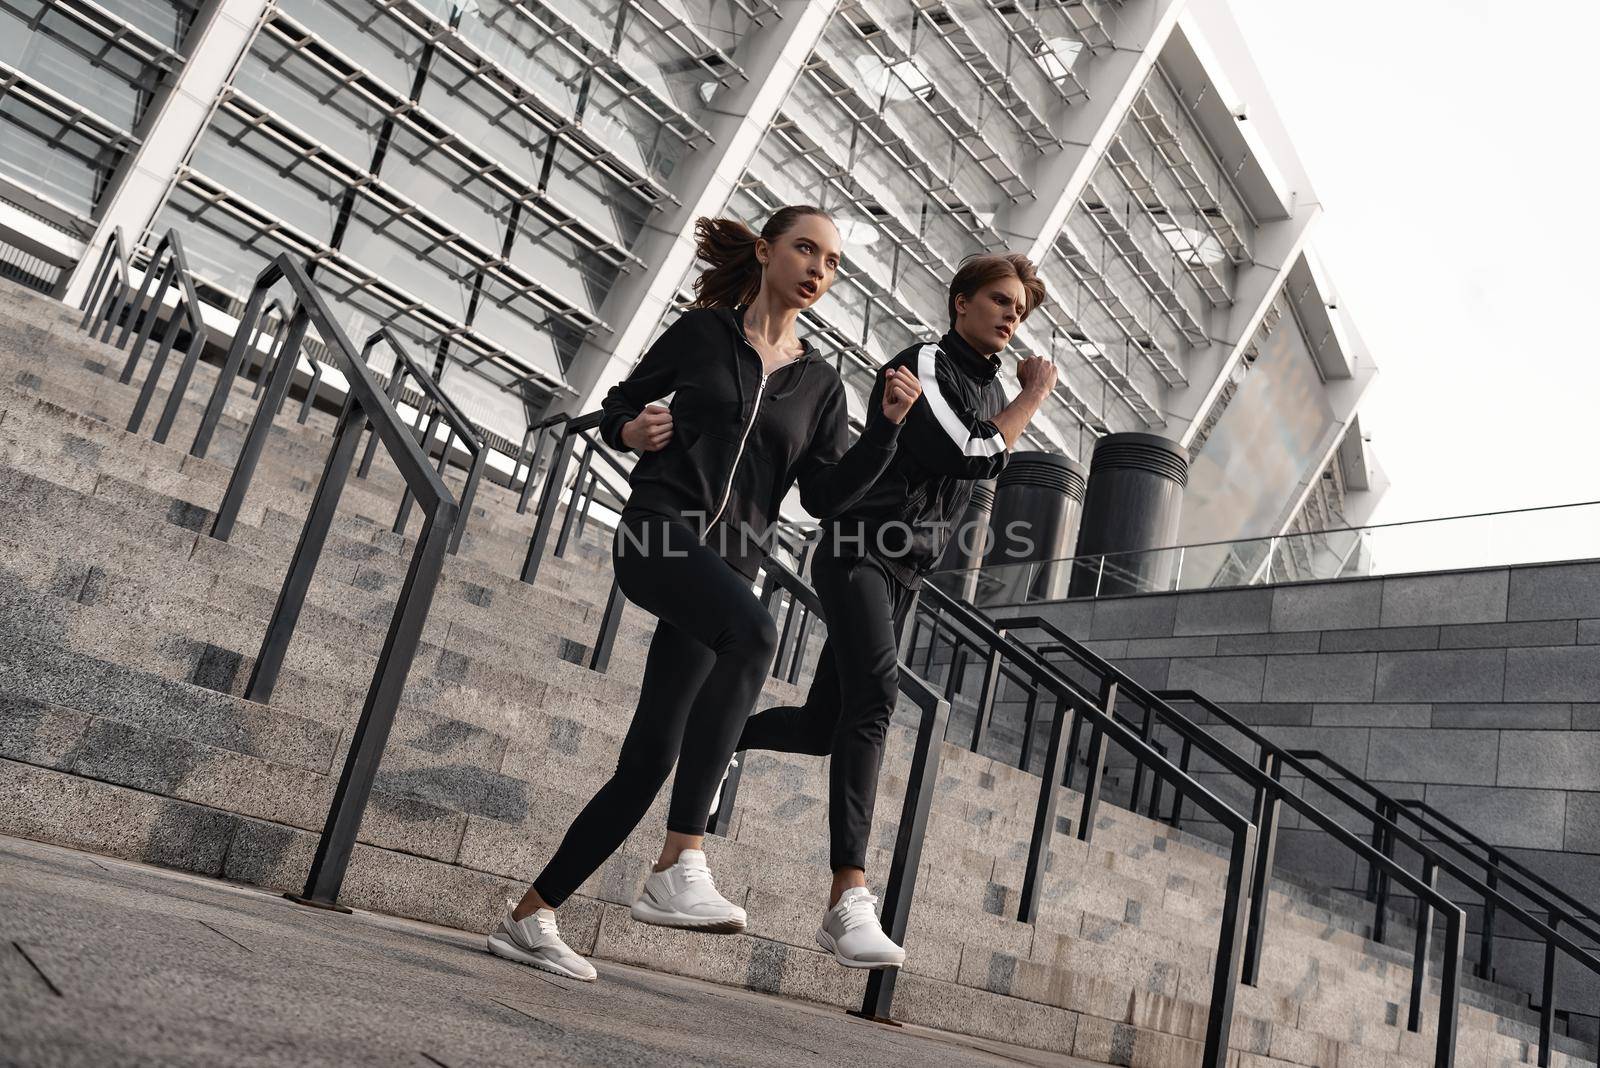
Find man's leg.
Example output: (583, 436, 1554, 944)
(737, 636, 843, 756)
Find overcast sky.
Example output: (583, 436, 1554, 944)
(1224, 0, 1600, 571)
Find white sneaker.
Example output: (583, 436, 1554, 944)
(630, 848, 747, 933)
(708, 756, 739, 817)
(816, 886, 904, 969)
(486, 904, 597, 981)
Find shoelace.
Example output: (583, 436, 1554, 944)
(679, 861, 715, 887)
(837, 892, 881, 932)
(534, 914, 560, 938)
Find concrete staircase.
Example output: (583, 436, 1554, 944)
(0, 277, 1590, 1068)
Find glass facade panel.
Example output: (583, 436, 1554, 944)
(0, 6, 150, 130)
(1181, 300, 1336, 549)
(275, 0, 423, 98)
(0, 95, 108, 215)
(231, 42, 385, 165)
(187, 117, 344, 245)
(340, 201, 475, 322)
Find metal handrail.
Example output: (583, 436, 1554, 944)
(1394, 796, 1600, 943)
(1166, 692, 1600, 1068)
(904, 584, 1257, 1068)
(184, 255, 459, 912)
(248, 298, 292, 401)
(77, 226, 128, 334)
(355, 329, 485, 556)
(106, 230, 211, 447)
(519, 410, 603, 586)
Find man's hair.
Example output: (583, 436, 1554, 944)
(947, 253, 1047, 326)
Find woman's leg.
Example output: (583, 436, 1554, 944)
(517, 513, 778, 914)
(520, 617, 716, 912)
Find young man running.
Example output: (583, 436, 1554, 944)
(735, 253, 1057, 969)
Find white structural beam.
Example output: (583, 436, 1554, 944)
(60, 0, 269, 306)
(561, 0, 840, 416)
(1159, 0, 1326, 448)
(995, 0, 1186, 263)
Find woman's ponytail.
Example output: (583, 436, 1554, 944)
(689, 205, 831, 310)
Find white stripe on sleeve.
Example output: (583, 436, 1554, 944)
(914, 343, 1005, 457)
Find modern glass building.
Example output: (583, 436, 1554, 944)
(0, 0, 1385, 571)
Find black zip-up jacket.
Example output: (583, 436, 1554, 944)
(598, 304, 902, 580)
(822, 328, 1010, 587)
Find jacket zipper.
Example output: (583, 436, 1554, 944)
(703, 368, 769, 542)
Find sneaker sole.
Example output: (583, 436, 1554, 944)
(814, 929, 904, 971)
(629, 899, 746, 934)
(486, 932, 597, 982)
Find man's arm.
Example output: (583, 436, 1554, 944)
(900, 344, 1057, 478)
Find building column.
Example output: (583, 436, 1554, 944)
(561, 0, 839, 416)
(60, 0, 270, 305)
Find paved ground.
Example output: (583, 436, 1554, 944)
(0, 835, 1095, 1067)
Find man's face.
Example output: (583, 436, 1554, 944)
(955, 276, 1027, 355)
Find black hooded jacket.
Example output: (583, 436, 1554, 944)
(598, 304, 902, 580)
(821, 328, 1010, 587)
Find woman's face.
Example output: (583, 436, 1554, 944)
(757, 214, 842, 311)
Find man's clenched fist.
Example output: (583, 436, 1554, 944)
(1017, 355, 1057, 397)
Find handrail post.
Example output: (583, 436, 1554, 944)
(854, 683, 949, 1023)
(1203, 818, 1255, 1068)
(1168, 736, 1192, 828)
(1076, 720, 1109, 844)
(1241, 750, 1283, 987)
(245, 398, 363, 703)
(1127, 699, 1154, 810)
(450, 447, 485, 555)
(1407, 858, 1439, 1032)
(1538, 919, 1559, 1067)
(1018, 686, 1086, 924)
(194, 279, 277, 460)
(972, 645, 1003, 752)
(553, 443, 595, 559)
(1016, 684, 1042, 772)
(520, 425, 577, 585)
(290, 507, 456, 910)
(211, 305, 311, 541)
(787, 605, 815, 685)
(119, 253, 174, 383)
(1373, 799, 1395, 944)
(113, 243, 164, 351)
(1477, 852, 1499, 980)
(153, 325, 207, 445)
(589, 576, 626, 675)
(126, 290, 182, 434)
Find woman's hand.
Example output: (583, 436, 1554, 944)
(621, 404, 673, 451)
(880, 366, 922, 424)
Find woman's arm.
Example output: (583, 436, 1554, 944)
(597, 314, 696, 452)
(794, 372, 903, 518)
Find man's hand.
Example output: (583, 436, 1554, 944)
(1016, 355, 1057, 398)
(621, 404, 673, 451)
(880, 366, 923, 424)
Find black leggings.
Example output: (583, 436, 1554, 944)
(738, 547, 916, 872)
(532, 510, 779, 908)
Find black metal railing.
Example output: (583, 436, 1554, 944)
(355, 329, 486, 556)
(190, 255, 461, 911)
(907, 589, 1257, 1068)
(75, 228, 213, 448)
(1288, 750, 1600, 1068)
(77, 226, 129, 335)
(110, 230, 212, 446)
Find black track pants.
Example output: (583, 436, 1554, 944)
(532, 510, 779, 908)
(737, 547, 916, 872)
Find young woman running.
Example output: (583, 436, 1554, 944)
(737, 254, 1056, 970)
(485, 205, 924, 982)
